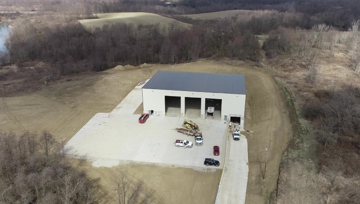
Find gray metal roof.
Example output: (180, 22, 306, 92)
(142, 70, 246, 95)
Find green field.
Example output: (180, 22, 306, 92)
(80, 12, 192, 31)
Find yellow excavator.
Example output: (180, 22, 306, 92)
(182, 119, 199, 131)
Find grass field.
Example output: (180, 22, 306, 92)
(80, 12, 192, 31)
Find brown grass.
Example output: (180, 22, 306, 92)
(269, 29, 360, 204)
(276, 162, 323, 204)
(79, 12, 192, 31)
(180, 9, 277, 21)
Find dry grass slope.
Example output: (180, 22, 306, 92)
(180, 9, 277, 21)
(79, 12, 192, 31)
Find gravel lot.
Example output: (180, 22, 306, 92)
(65, 86, 227, 169)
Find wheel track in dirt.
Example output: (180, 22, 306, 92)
(43, 93, 102, 144)
(243, 69, 290, 204)
(0, 97, 26, 132)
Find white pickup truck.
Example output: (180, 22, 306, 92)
(233, 129, 241, 141)
(175, 140, 193, 148)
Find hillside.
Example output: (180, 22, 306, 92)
(79, 12, 192, 31)
(180, 9, 276, 21)
(262, 27, 360, 204)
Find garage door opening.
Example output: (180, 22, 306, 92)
(230, 116, 241, 125)
(185, 97, 201, 118)
(165, 96, 181, 117)
(205, 98, 222, 119)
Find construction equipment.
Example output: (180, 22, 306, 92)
(175, 119, 203, 145)
(182, 119, 199, 131)
(176, 128, 202, 137)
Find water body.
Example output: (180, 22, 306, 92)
(0, 24, 10, 55)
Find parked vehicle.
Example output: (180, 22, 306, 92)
(213, 146, 220, 156)
(174, 140, 193, 148)
(233, 129, 240, 141)
(138, 113, 149, 124)
(195, 135, 203, 146)
(207, 107, 214, 118)
(204, 158, 220, 167)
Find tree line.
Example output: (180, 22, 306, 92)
(8, 9, 317, 75)
(8, 18, 265, 74)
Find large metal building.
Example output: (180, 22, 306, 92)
(142, 70, 246, 127)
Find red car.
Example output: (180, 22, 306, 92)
(213, 146, 220, 156)
(138, 113, 149, 124)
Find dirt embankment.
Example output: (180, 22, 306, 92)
(0, 60, 290, 204)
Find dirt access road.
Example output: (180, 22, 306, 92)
(0, 60, 290, 204)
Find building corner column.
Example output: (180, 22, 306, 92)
(181, 96, 185, 117)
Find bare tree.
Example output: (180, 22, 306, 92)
(0, 132, 106, 204)
(159, 39, 176, 64)
(348, 20, 360, 74)
(316, 116, 338, 146)
(111, 169, 157, 204)
(305, 65, 318, 84)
